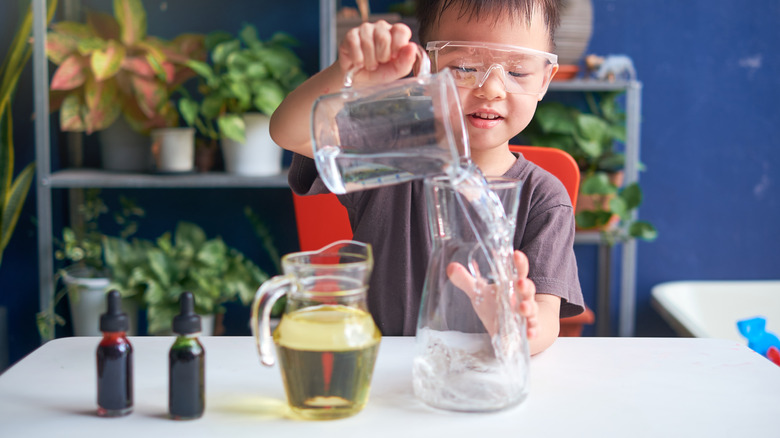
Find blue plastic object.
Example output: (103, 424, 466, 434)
(737, 317, 780, 356)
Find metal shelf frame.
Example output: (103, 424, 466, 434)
(33, 0, 642, 339)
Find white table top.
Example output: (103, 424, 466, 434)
(1, 336, 777, 437)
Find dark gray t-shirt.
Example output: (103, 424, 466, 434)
(288, 152, 585, 335)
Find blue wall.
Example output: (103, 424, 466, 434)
(2, 0, 779, 365)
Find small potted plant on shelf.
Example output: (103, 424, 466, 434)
(179, 24, 307, 176)
(109, 221, 269, 335)
(45, 0, 206, 172)
(36, 189, 146, 338)
(522, 91, 657, 244)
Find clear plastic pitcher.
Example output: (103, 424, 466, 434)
(311, 44, 469, 194)
(413, 174, 530, 412)
(250, 240, 381, 420)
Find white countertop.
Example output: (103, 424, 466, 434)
(1, 336, 777, 437)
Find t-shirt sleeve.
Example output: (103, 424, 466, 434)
(516, 170, 585, 318)
(287, 152, 330, 196)
(522, 203, 584, 318)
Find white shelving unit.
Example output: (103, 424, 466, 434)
(33, 0, 642, 338)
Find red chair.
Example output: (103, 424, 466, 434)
(291, 145, 594, 335)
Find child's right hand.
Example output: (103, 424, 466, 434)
(338, 20, 419, 86)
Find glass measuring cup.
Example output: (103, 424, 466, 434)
(250, 240, 380, 420)
(311, 44, 469, 194)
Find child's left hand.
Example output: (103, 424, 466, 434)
(447, 250, 539, 339)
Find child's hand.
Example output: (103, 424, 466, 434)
(338, 20, 418, 86)
(447, 250, 539, 339)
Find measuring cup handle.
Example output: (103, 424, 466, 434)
(343, 42, 431, 88)
(250, 275, 293, 367)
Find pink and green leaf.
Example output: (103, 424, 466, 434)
(50, 55, 87, 90)
(172, 33, 206, 61)
(59, 94, 86, 132)
(131, 74, 167, 118)
(86, 11, 120, 40)
(91, 40, 126, 81)
(84, 76, 117, 110)
(114, 0, 147, 46)
(83, 77, 121, 133)
(45, 32, 79, 65)
(121, 56, 156, 78)
(76, 37, 108, 56)
(50, 21, 93, 39)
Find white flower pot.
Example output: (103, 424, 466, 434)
(62, 267, 138, 336)
(98, 118, 152, 172)
(221, 113, 283, 176)
(151, 127, 195, 172)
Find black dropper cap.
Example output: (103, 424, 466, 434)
(172, 291, 201, 335)
(100, 290, 129, 332)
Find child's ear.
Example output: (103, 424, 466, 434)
(537, 64, 560, 101)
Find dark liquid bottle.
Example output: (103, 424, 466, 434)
(97, 290, 133, 417)
(169, 291, 205, 420)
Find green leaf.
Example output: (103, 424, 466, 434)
(533, 102, 575, 134)
(620, 182, 642, 210)
(228, 80, 251, 108)
(197, 239, 227, 267)
(0, 163, 35, 255)
(114, 0, 147, 45)
(576, 113, 609, 142)
(218, 114, 245, 143)
(175, 222, 207, 252)
(580, 173, 616, 195)
(186, 59, 215, 82)
(608, 196, 628, 219)
(205, 31, 234, 53)
(178, 97, 199, 127)
(212, 39, 241, 66)
(200, 94, 224, 119)
(629, 221, 658, 241)
(268, 32, 299, 47)
(575, 137, 602, 159)
(252, 81, 285, 115)
(239, 25, 261, 49)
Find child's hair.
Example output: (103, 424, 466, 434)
(415, 0, 562, 49)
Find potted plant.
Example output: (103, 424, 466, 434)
(109, 221, 269, 335)
(179, 24, 307, 176)
(45, 0, 205, 172)
(36, 189, 145, 337)
(522, 91, 657, 244)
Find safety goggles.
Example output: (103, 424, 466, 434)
(426, 41, 558, 96)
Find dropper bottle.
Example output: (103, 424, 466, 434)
(97, 290, 133, 417)
(169, 291, 205, 420)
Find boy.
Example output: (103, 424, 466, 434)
(270, 0, 584, 354)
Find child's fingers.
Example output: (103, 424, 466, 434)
(339, 27, 365, 72)
(513, 250, 530, 279)
(372, 21, 395, 64)
(447, 262, 477, 300)
(389, 23, 413, 56)
(358, 23, 379, 71)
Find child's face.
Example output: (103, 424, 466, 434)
(429, 7, 558, 153)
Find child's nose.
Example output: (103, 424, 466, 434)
(475, 66, 507, 99)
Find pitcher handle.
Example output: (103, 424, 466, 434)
(250, 275, 293, 367)
(343, 43, 431, 88)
